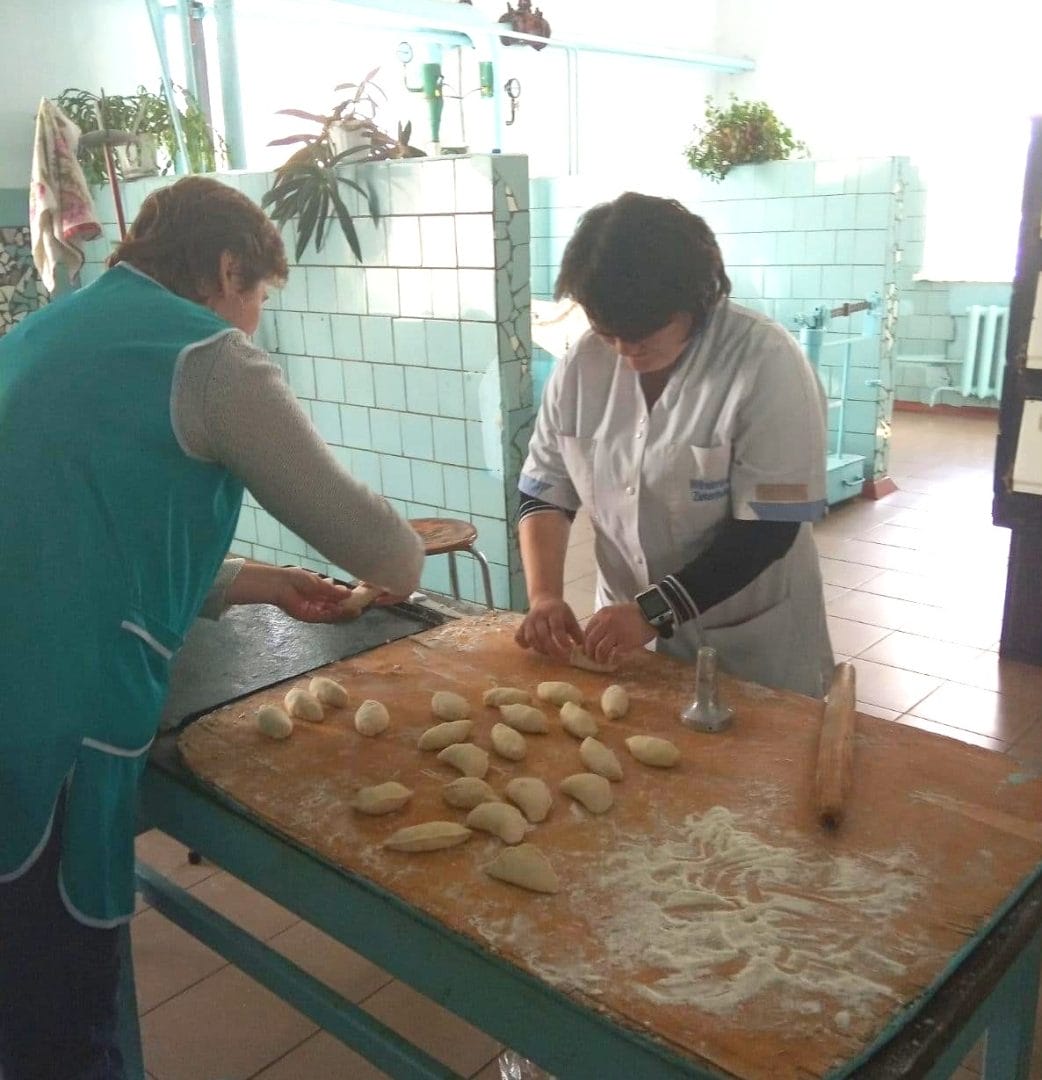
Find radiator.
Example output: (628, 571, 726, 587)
(958, 304, 1009, 400)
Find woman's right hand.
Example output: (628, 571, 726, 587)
(515, 595, 584, 660)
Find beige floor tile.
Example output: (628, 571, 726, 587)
(848, 658, 942, 714)
(267, 920, 393, 1003)
(252, 1031, 391, 1079)
(822, 583, 848, 604)
(862, 522, 939, 550)
(563, 539, 595, 584)
(855, 569, 951, 606)
(858, 632, 986, 680)
(818, 557, 884, 589)
(949, 651, 1042, 700)
(908, 684, 1037, 744)
(188, 870, 300, 942)
(826, 589, 929, 631)
(570, 510, 594, 545)
(135, 829, 220, 891)
(563, 572, 597, 620)
(141, 965, 317, 1080)
(897, 605, 1004, 649)
(131, 908, 227, 1015)
(894, 713, 1008, 753)
(361, 980, 502, 1077)
(855, 701, 903, 722)
(813, 535, 925, 572)
(826, 617, 891, 658)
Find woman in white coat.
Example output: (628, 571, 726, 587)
(516, 192, 834, 698)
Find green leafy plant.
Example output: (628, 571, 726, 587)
(262, 68, 425, 263)
(56, 85, 221, 183)
(684, 94, 807, 182)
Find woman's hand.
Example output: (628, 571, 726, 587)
(515, 594, 584, 660)
(582, 602, 657, 665)
(226, 563, 352, 623)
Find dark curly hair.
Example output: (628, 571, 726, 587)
(554, 192, 731, 342)
(107, 176, 288, 302)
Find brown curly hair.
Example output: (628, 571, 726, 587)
(554, 192, 731, 342)
(107, 176, 288, 302)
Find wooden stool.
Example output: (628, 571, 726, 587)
(410, 517, 495, 610)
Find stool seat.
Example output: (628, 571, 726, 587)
(410, 517, 479, 556)
(408, 517, 494, 609)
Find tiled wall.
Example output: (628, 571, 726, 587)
(530, 158, 906, 480)
(0, 189, 47, 334)
(79, 155, 532, 610)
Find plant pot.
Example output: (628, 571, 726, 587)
(114, 134, 159, 180)
(329, 122, 372, 159)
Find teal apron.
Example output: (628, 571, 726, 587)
(0, 264, 244, 925)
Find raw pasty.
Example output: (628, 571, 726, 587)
(384, 822, 471, 851)
(536, 681, 584, 707)
(498, 703, 549, 734)
(417, 719, 473, 751)
(505, 777, 552, 823)
(284, 687, 324, 723)
(257, 705, 293, 740)
(437, 742, 490, 778)
(625, 735, 680, 768)
(431, 690, 471, 721)
(560, 773, 613, 814)
(579, 737, 623, 781)
(354, 699, 390, 736)
(352, 781, 412, 815)
(466, 802, 527, 844)
(560, 701, 598, 739)
(482, 687, 532, 707)
(600, 684, 629, 720)
(484, 843, 560, 893)
(490, 723, 527, 761)
(309, 676, 349, 709)
(442, 777, 500, 810)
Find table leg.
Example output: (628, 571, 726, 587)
(981, 929, 1042, 1079)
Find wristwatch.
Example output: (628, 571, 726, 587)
(635, 585, 675, 639)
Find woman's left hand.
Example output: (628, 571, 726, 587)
(583, 601, 657, 665)
(227, 563, 352, 623)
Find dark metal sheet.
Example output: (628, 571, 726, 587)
(160, 602, 446, 731)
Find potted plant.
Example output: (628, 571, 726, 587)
(55, 85, 221, 183)
(263, 68, 425, 263)
(684, 94, 807, 182)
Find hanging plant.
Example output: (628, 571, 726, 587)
(684, 94, 807, 182)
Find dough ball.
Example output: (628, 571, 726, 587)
(308, 676, 349, 709)
(569, 646, 618, 674)
(482, 686, 532, 707)
(340, 582, 380, 618)
(579, 737, 623, 782)
(256, 704, 293, 740)
(505, 777, 553, 823)
(437, 742, 490, 778)
(498, 703, 549, 734)
(625, 735, 680, 768)
(560, 701, 598, 739)
(466, 802, 528, 844)
(284, 687, 324, 723)
(536, 681, 584, 707)
(431, 690, 471, 721)
(484, 843, 560, 894)
(354, 699, 390, 736)
(490, 722, 527, 761)
(600, 684, 629, 720)
(351, 781, 412, 815)
(384, 822, 471, 852)
(442, 777, 500, 810)
(560, 772, 614, 814)
(417, 719, 473, 751)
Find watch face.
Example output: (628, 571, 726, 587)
(638, 588, 671, 623)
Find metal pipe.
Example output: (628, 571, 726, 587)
(144, 0, 191, 172)
(176, 0, 198, 100)
(213, 0, 247, 168)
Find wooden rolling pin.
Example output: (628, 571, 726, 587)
(815, 662, 857, 828)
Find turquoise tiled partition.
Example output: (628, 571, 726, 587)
(0, 188, 47, 334)
(530, 158, 911, 481)
(78, 155, 532, 611)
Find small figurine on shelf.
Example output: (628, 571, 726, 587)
(499, 0, 551, 50)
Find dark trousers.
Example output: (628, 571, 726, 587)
(0, 795, 125, 1080)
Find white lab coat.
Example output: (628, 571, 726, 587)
(520, 300, 835, 698)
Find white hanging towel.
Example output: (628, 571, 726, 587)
(29, 97, 102, 293)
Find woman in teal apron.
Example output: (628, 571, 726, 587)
(0, 177, 424, 1079)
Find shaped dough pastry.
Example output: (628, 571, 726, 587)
(354, 699, 390, 736)
(340, 582, 381, 618)
(437, 742, 490, 778)
(417, 719, 473, 751)
(431, 690, 471, 721)
(568, 646, 618, 674)
(442, 777, 500, 810)
(560, 772, 614, 814)
(482, 687, 532, 707)
(256, 704, 293, 740)
(351, 781, 412, 815)
(626, 735, 680, 768)
(284, 687, 324, 723)
(498, 703, 549, 734)
(579, 736, 623, 781)
(466, 802, 528, 844)
(560, 701, 598, 739)
(600, 684, 629, 720)
(384, 822, 471, 852)
(505, 777, 553, 823)
(536, 681, 584, 707)
(484, 843, 560, 893)
(490, 722, 527, 761)
(308, 676, 349, 709)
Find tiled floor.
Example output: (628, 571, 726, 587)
(134, 409, 1042, 1079)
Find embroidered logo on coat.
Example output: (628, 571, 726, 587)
(690, 478, 730, 502)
